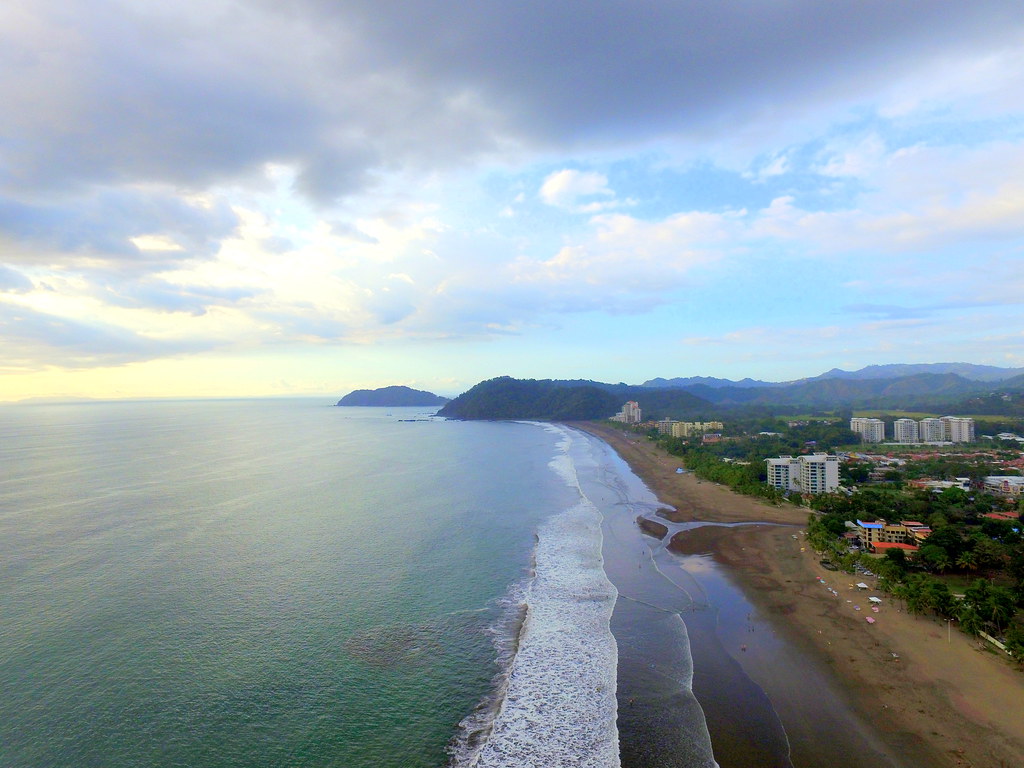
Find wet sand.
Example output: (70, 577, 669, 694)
(577, 422, 1024, 768)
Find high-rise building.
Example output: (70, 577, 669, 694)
(919, 417, 945, 442)
(610, 401, 643, 424)
(893, 418, 920, 443)
(765, 453, 839, 494)
(940, 416, 975, 443)
(850, 417, 886, 443)
(800, 453, 840, 494)
(765, 456, 796, 490)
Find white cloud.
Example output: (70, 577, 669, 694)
(815, 134, 887, 178)
(539, 169, 615, 212)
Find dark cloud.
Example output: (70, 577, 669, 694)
(4, 1, 1020, 207)
(277, 1, 1024, 145)
(0, 189, 238, 266)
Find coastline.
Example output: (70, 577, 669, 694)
(576, 421, 1024, 768)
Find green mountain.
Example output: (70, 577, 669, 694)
(336, 386, 449, 407)
(438, 377, 710, 420)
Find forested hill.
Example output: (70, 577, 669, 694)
(650, 372, 1024, 413)
(336, 385, 449, 407)
(437, 377, 710, 420)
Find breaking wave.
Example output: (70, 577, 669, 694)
(447, 425, 619, 768)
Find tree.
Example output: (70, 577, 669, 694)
(918, 544, 952, 574)
(963, 578, 991, 606)
(884, 547, 908, 572)
(1004, 625, 1024, 666)
(904, 575, 928, 615)
(956, 550, 978, 572)
(957, 604, 983, 636)
(987, 586, 1016, 632)
(924, 526, 966, 559)
(925, 580, 956, 618)
(972, 538, 1007, 570)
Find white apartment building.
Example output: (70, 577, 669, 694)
(670, 421, 724, 438)
(850, 417, 886, 443)
(611, 401, 642, 424)
(893, 418, 920, 443)
(765, 456, 797, 491)
(655, 418, 677, 435)
(941, 416, 975, 443)
(765, 453, 840, 494)
(919, 417, 945, 442)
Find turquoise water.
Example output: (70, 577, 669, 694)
(0, 401, 580, 768)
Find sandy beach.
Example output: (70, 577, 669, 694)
(578, 422, 1024, 768)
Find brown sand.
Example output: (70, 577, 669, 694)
(577, 422, 1024, 768)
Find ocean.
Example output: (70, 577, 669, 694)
(0, 399, 723, 767)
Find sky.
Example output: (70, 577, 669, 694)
(2, 1, 1024, 401)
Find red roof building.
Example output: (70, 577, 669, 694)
(867, 541, 919, 553)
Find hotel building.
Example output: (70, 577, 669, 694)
(765, 453, 840, 494)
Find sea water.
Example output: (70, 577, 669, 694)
(0, 402, 715, 767)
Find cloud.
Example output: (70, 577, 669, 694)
(4, 1, 1021, 205)
(0, 188, 239, 268)
(540, 170, 615, 211)
(3, 1, 1024, 384)
(0, 264, 33, 293)
(0, 299, 215, 371)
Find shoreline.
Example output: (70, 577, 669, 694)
(575, 421, 1024, 768)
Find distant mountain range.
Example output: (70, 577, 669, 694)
(643, 363, 1024, 389)
(634, 363, 1024, 413)
(336, 385, 449, 407)
(438, 365, 1024, 421)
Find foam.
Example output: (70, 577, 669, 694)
(450, 425, 620, 768)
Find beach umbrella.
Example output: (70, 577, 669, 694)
(856, 582, 869, 589)
(868, 596, 882, 604)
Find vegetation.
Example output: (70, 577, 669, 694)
(439, 377, 624, 420)
(806, 491, 1024, 662)
(336, 385, 448, 407)
(438, 377, 709, 420)
(628, 412, 1024, 662)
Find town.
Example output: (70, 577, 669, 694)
(609, 401, 1024, 660)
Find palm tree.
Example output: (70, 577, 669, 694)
(956, 550, 977, 572)
(987, 587, 1016, 633)
(904, 576, 927, 616)
(957, 604, 983, 636)
(925, 581, 955, 618)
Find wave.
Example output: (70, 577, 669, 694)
(448, 425, 620, 768)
